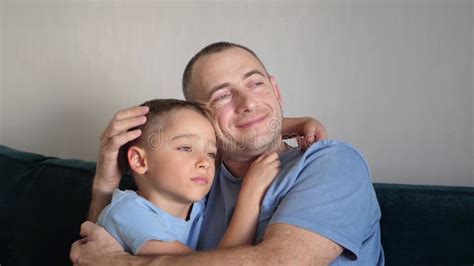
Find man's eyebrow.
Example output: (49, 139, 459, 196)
(206, 82, 231, 101)
(242, 69, 266, 80)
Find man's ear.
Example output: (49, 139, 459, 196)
(269, 75, 283, 104)
(128, 146, 148, 174)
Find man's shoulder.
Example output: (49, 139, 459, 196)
(303, 140, 364, 158)
(294, 140, 371, 185)
(301, 140, 368, 168)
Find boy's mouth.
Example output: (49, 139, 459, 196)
(190, 176, 209, 185)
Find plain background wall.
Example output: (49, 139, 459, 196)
(0, 0, 472, 186)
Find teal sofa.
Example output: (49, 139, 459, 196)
(1, 145, 473, 266)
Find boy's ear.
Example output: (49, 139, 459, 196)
(128, 146, 148, 174)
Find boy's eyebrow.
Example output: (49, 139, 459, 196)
(171, 134, 194, 141)
(171, 134, 217, 147)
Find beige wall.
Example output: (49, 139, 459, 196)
(1, 1, 473, 186)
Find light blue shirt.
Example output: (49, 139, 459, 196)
(197, 140, 384, 265)
(97, 189, 204, 255)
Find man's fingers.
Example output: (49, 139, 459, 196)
(100, 105, 149, 140)
(103, 116, 147, 141)
(114, 105, 149, 121)
(70, 238, 86, 263)
(79, 221, 94, 238)
(70, 240, 79, 263)
(79, 221, 103, 239)
(103, 129, 142, 152)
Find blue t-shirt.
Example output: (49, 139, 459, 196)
(197, 140, 384, 265)
(97, 189, 204, 255)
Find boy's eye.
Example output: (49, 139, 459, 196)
(178, 146, 192, 152)
(207, 152, 217, 159)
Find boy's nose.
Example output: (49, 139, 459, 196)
(196, 155, 210, 169)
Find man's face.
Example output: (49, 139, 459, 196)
(189, 48, 283, 161)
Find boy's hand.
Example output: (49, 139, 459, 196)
(296, 118, 327, 151)
(281, 117, 327, 151)
(241, 152, 281, 204)
(95, 105, 149, 193)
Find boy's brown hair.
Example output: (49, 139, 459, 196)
(118, 99, 210, 174)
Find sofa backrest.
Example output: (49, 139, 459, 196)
(375, 183, 474, 265)
(0, 145, 136, 266)
(1, 145, 473, 266)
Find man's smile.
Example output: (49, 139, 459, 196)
(235, 114, 268, 129)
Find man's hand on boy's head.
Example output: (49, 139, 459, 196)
(70, 221, 125, 265)
(96, 105, 149, 192)
(88, 105, 150, 222)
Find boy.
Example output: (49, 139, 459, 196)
(97, 99, 281, 255)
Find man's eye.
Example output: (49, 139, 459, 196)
(207, 152, 217, 159)
(178, 146, 192, 152)
(250, 81, 264, 88)
(212, 93, 231, 103)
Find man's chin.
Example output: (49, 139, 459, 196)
(223, 138, 277, 159)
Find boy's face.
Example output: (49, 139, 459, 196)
(141, 108, 217, 204)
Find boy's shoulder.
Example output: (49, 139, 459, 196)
(98, 189, 158, 225)
(108, 189, 147, 210)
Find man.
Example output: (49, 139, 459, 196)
(71, 42, 384, 265)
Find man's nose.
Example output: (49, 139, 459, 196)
(235, 90, 257, 113)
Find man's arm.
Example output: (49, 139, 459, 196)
(137, 240, 192, 256)
(88, 106, 149, 222)
(88, 177, 117, 222)
(163, 224, 343, 265)
(71, 222, 342, 265)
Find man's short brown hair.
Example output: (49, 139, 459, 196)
(181, 42, 268, 100)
